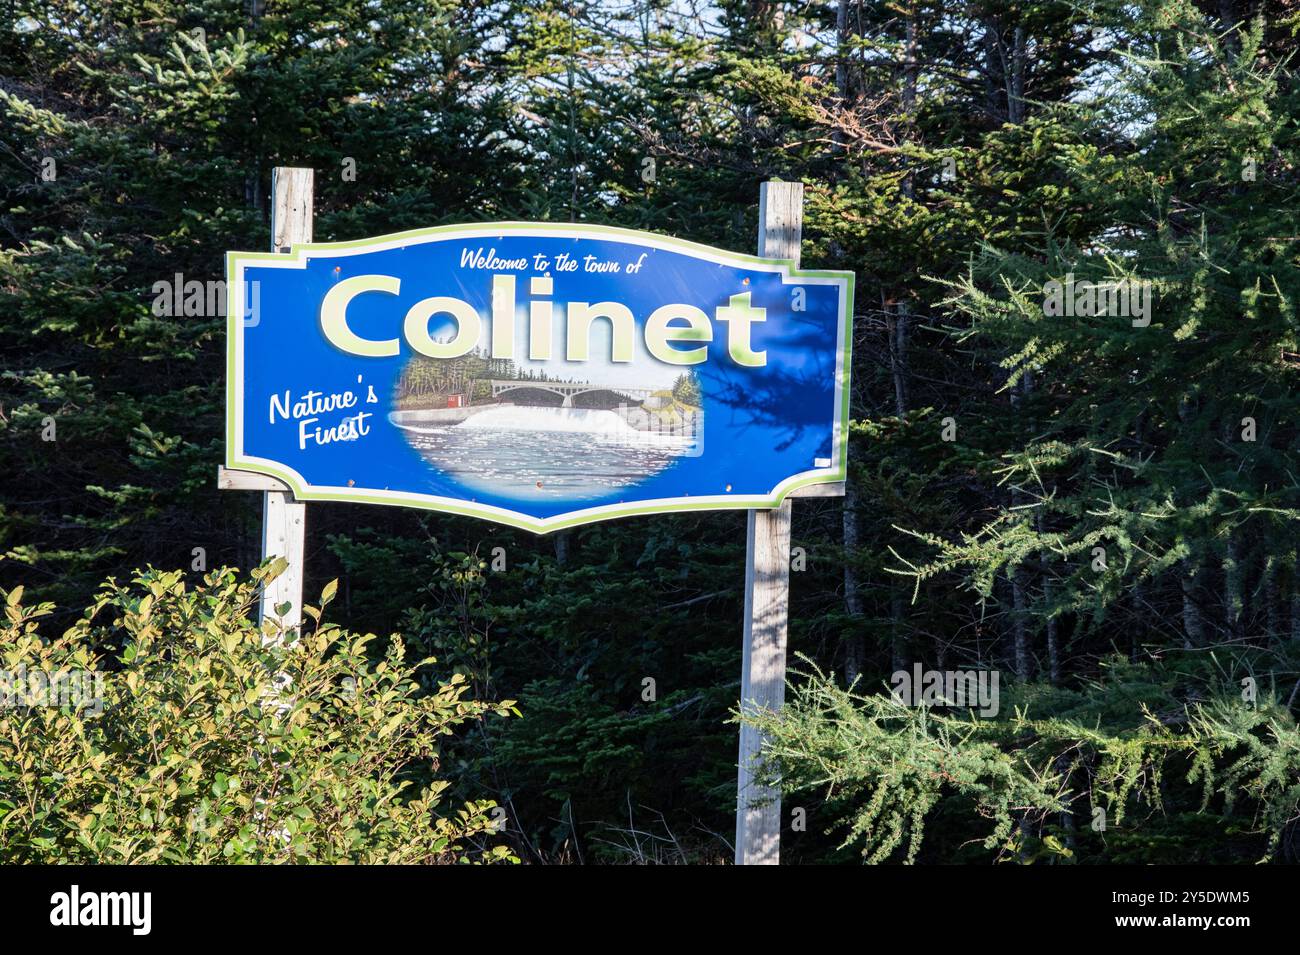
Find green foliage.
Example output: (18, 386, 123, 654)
(354, 523, 745, 863)
(746, 655, 1300, 864)
(0, 567, 517, 863)
(743, 659, 1062, 864)
(671, 371, 702, 407)
(2, 0, 1299, 864)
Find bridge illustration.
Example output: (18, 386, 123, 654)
(485, 378, 660, 408)
(391, 374, 701, 442)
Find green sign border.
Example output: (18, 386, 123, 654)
(226, 221, 854, 533)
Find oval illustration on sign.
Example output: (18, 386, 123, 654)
(392, 357, 703, 502)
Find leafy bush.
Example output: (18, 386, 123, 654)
(0, 562, 518, 863)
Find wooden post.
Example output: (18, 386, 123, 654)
(258, 166, 312, 636)
(735, 180, 803, 865)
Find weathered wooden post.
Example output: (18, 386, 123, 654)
(735, 180, 802, 865)
(257, 167, 311, 635)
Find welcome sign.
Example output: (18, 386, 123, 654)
(226, 223, 852, 533)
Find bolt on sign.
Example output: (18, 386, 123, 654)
(226, 223, 853, 533)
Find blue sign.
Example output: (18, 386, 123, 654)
(226, 223, 853, 533)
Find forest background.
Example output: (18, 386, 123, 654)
(2, 0, 1299, 863)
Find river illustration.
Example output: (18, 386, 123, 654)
(390, 351, 704, 501)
